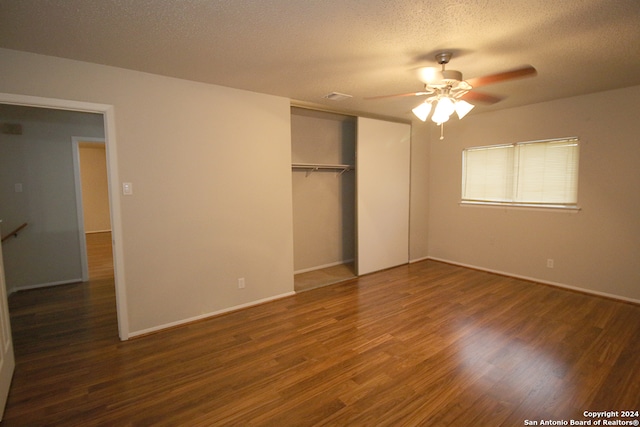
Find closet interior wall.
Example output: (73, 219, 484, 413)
(291, 107, 356, 291)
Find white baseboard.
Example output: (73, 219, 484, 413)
(410, 255, 430, 264)
(85, 229, 111, 234)
(294, 259, 355, 275)
(11, 278, 83, 294)
(128, 291, 297, 339)
(426, 256, 640, 305)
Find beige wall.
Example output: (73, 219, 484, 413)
(79, 142, 111, 232)
(427, 86, 640, 301)
(409, 120, 430, 262)
(0, 48, 294, 335)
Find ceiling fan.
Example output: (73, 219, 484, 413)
(367, 52, 537, 138)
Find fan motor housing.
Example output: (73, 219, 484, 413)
(440, 69, 463, 83)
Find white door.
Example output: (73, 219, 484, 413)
(356, 117, 411, 275)
(0, 226, 15, 420)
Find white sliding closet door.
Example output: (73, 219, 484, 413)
(356, 117, 411, 275)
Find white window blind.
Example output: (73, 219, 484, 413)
(462, 138, 579, 208)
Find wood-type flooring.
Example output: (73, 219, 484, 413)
(294, 262, 356, 292)
(3, 259, 640, 425)
(85, 231, 114, 280)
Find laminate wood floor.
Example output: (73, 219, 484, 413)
(4, 260, 640, 426)
(85, 231, 114, 280)
(294, 262, 356, 292)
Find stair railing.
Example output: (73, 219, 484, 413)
(1, 222, 28, 243)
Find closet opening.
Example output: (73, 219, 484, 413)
(291, 107, 356, 291)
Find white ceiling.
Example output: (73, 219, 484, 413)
(1, 0, 639, 120)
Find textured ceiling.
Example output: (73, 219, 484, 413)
(1, 0, 639, 120)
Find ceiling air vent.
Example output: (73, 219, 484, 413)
(323, 92, 352, 101)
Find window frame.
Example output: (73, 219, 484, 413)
(461, 137, 580, 211)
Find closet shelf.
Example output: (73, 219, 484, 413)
(292, 163, 355, 176)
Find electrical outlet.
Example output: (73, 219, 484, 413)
(238, 278, 245, 289)
(547, 259, 554, 268)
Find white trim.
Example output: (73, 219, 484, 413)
(10, 279, 83, 294)
(85, 230, 112, 234)
(128, 292, 296, 338)
(410, 255, 430, 264)
(0, 93, 107, 112)
(426, 256, 640, 305)
(460, 201, 581, 212)
(294, 259, 355, 275)
(71, 138, 88, 282)
(0, 92, 130, 341)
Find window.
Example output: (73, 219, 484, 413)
(462, 137, 579, 209)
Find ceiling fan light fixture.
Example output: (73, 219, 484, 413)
(373, 52, 536, 139)
(431, 102, 451, 124)
(455, 100, 475, 119)
(431, 112, 450, 125)
(412, 101, 432, 122)
(433, 96, 455, 118)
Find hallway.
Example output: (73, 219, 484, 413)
(86, 231, 113, 280)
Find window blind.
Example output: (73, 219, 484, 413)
(462, 138, 579, 207)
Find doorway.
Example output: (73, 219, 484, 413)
(291, 107, 357, 291)
(72, 137, 114, 281)
(0, 93, 128, 340)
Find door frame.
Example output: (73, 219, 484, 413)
(0, 236, 15, 420)
(0, 92, 130, 340)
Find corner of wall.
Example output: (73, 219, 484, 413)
(409, 120, 431, 261)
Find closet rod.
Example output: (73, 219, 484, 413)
(291, 163, 355, 176)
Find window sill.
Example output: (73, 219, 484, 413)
(459, 201, 581, 213)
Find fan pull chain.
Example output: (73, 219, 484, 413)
(440, 123, 445, 140)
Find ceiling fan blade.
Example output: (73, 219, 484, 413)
(460, 91, 504, 104)
(466, 65, 537, 88)
(364, 91, 431, 100)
